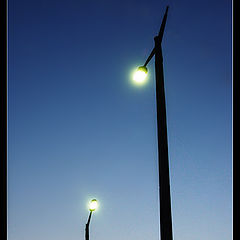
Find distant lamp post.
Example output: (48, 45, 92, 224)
(89, 199, 98, 211)
(85, 199, 98, 240)
(132, 6, 173, 240)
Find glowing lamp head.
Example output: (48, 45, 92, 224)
(89, 199, 98, 211)
(133, 66, 148, 84)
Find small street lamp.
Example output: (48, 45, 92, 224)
(85, 199, 98, 240)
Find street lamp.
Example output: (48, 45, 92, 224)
(132, 6, 173, 240)
(85, 199, 98, 240)
(133, 66, 148, 84)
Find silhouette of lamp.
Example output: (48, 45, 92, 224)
(131, 6, 174, 240)
(85, 199, 98, 240)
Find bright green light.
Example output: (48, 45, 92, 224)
(89, 199, 98, 211)
(132, 66, 148, 85)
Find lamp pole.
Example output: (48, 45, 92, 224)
(154, 8, 173, 240)
(85, 211, 92, 240)
(137, 6, 173, 240)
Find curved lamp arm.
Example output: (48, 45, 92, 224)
(143, 6, 169, 67)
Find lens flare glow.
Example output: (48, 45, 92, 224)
(89, 199, 98, 211)
(132, 66, 148, 85)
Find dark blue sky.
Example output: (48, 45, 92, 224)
(8, 0, 232, 239)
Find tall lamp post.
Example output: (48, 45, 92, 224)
(85, 199, 98, 240)
(133, 6, 173, 240)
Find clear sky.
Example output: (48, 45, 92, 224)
(8, 0, 232, 240)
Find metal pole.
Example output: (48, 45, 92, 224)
(154, 32, 173, 240)
(85, 211, 92, 240)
